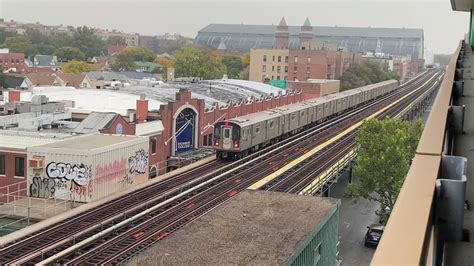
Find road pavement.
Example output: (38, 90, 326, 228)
(330, 171, 379, 266)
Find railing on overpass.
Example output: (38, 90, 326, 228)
(371, 40, 467, 265)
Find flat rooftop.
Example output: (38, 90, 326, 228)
(35, 134, 141, 150)
(127, 190, 338, 265)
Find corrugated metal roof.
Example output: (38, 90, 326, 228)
(72, 112, 118, 134)
(198, 24, 423, 39)
(0, 132, 68, 151)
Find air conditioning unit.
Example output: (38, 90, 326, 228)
(29, 158, 44, 169)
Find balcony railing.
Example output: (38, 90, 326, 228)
(372, 41, 465, 265)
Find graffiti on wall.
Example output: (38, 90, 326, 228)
(128, 149, 148, 175)
(96, 159, 127, 184)
(29, 173, 55, 198)
(46, 162, 91, 186)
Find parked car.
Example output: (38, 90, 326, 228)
(365, 224, 385, 247)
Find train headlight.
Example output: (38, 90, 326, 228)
(233, 140, 240, 148)
(215, 140, 219, 146)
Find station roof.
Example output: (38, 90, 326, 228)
(199, 24, 424, 39)
(127, 190, 339, 265)
(18, 80, 283, 114)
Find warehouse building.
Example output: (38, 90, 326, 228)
(194, 18, 424, 59)
(27, 134, 149, 203)
(127, 190, 340, 266)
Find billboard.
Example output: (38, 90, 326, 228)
(175, 108, 195, 153)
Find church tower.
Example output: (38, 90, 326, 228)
(299, 17, 314, 45)
(275, 17, 289, 49)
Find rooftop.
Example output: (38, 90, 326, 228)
(127, 190, 338, 265)
(35, 134, 142, 151)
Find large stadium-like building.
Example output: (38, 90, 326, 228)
(193, 18, 424, 59)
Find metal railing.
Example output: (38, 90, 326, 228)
(371, 41, 465, 265)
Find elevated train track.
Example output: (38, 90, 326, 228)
(261, 72, 443, 194)
(0, 70, 440, 265)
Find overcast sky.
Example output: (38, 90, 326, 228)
(0, 0, 469, 54)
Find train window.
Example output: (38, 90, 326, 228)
(255, 125, 261, 134)
(269, 120, 274, 128)
(232, 128, 240, 139)
(214, 126, 221, 138)
(224, 128, 230, 138)
(291, 114, 296, 121)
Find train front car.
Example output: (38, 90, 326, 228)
(213, 121, 242, 159)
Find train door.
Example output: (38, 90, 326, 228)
(222, 126, 232, 149)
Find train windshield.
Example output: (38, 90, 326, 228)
(214, 126, 221, 138)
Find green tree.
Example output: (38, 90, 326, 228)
(222, 55, 243, 79)
(112, 46, 156, 71)
(0, 67, 7, 88)
(346, 118, 424, 224)
(340, 61, 399, 91)
(71, 26, 104, 59)
(0, 28, 17, 45)
(172, 46, 226, 79)
(4, 36, 37, 57)
(106, 36, 127, 46)
(54, 46, 85, 61)
(62, 60, 95, 73)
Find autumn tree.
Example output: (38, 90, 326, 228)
(172, 46, 226, 79)
(54, 46, 85, 61)
(62, 60, 95, 73)
(346, 118, 424, 224)
(239, 52, 250, 80)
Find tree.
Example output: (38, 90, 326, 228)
(54, 46, 85, 61)
(71, 26, 104, 59)
(0, 67, 7, 88)
(222, 55, 243, 79)
(346, 118, 424, 224)
(0, 28, 17, 45)
(112, 46, 156, 71)
(106, 36, 127, 46)
(172, 46, 226, 79)
(4, 36, 37, 57)
(62, 60, 95, 73)
(340, 61, 399, 91)
(155, 57, 173, 68)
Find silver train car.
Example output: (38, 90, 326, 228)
(213, 80, 398, 159)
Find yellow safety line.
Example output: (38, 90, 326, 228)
(299, 149, 355, 195)
(248, 75, 436, 190)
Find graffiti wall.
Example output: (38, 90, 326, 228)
(28, 147, 149, 203)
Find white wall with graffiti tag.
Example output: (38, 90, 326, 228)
(27, 135, 149, 203)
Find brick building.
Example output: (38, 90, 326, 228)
(249, 18, 363, 83)
(288, 50, 363, 81)
(0, 52, 27, 72)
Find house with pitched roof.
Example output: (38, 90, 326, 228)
(57, 73, 92, 88)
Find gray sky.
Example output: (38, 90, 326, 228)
(0, 0, 469, 54)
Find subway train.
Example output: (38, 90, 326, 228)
(213, 80, 398, 159)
